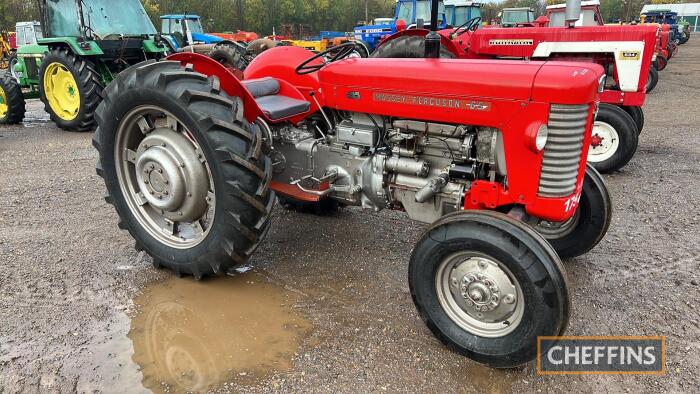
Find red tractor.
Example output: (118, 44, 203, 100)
(93, 0, 610, 368)
(373, 0, 657, 174)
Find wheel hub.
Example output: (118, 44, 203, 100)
(134, 129, 209, 222)
(450, 258, 518, 323)
(588, 121, 620, 163)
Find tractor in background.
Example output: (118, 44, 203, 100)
(641, 9, 684, 44)
(94, 0, 611, 369)
(0, 0, 169, 130)
(497, 7, 536, 27)
(1, 31, 16, 74)
(372, 0, 658, 174)
(354, 0, 450, 52)
(445, 0, 482, 27)
(159, 14, 255, 76)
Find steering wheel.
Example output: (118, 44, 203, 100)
(453, 17, 481, 37)
(295, 42, 358, 75)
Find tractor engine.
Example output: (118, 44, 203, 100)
(269, 112, 505, 223)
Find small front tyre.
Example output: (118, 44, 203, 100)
(588, 103, 639, 173)
(409, 211, 569, 368)
(93, 60, 275, 278)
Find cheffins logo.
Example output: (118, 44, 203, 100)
(537, 336, 666, 375)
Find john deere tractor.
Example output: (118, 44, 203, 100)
(0, 0, 168, 130)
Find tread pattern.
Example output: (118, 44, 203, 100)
(93, 60, 274, 278)
(0, 71, 26, 124)
(39, 47, 103, 131)
(371, 35, 456, 59)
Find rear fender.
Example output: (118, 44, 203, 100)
(167, 52, 263, 122)
(376, 28, 463, 57)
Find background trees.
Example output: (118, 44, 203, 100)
(0, 0, 694, 35)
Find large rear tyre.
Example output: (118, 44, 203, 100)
(209, 43, 248, 72)
(409, 211, 569, 368)
(371, 35, 455, 58)
(588, 103, 639, 173)
(621, 105, 644, 134)
(535, 164, 612, 259)
(0, 71, 26, 124)
(645, 67, 659, 93)
(93, 60, 274, 278)
(39, 48, 103, 131)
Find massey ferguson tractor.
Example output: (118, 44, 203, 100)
(372, 0, 656, 174)
(93, 0, 611, 368)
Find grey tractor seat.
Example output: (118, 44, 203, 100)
(242, 78, 310, 120)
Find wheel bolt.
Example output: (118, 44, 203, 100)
(157, 169, 163, 174)
(180, 163, 186, 168)
(186, 192, 192, 197)
(504, 294, 515, 304)
(164, 180, 169, 185)
(478, 260, 487, 269)
(144, 180, 149, 184)
(178, 211, 183, 216)
(150, 164, 155, 169)
(164, 191, 169, 196)
(162, 143, 166, 147)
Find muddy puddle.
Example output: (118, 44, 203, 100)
(128, 271, 312, 393)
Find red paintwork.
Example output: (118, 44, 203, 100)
(170, 46, 604, 222)
(211, 31, 259, 43)
(8, 32, 16, 49)
(380, 24, 656, 107)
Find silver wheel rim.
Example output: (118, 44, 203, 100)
(115, 106, 215, 249)
(536, 209, 581, 239)
(588, 121, 619, 163)
(435, 252, 524, 338)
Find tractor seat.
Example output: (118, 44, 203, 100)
(242, 78, 310, 121)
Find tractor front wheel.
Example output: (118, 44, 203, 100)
(646, 67, 659, 93)
(93, 60, 274, 278)
(656, 55, 668, 71)
(39, 48, 103, 131)
(588, 103, 639, 173)
(622, 105, 644, 134)
(409, 211, 569, 368)
(0, 71, 26, 124)
(535, 164, 611, 259)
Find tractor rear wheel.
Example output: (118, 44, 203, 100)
(535, 164, 611, 259)
(93, 60, 274, 278)
(409, 211, 569, 368)
(588, 103, 639, 173)
(371, 35, 455, 58)
(39, 48, 103, 131)
(209, 44, 248, 72)
(622, 105, 644, 134)
(0, 71, 26, 124)
(646, 67, 659, 93)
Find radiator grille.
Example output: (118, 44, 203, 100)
(538, 104, 590, 197)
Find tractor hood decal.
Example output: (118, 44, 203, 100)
(372, 92, 491, 111)
(489, 39, 534, 46)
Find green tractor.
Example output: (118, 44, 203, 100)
(0, 0, 169, 130)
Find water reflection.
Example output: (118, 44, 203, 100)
(129, 272, 312, 392)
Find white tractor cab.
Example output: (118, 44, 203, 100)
(444, 0, 482, 27)
(15, 21, 43, 47)
(546, 0, 604, 27)
(498, 7, 536, 27)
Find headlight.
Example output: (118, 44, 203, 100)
(598, 74, 607, 93)
(535, 124, 549, 151)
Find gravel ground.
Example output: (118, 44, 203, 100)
(1, 40, 699, 393)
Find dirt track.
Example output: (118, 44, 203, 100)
(1, 39, 699, 393)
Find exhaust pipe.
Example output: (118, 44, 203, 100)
(424, 0, 441, 58)
(565, 0, 582, 28)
